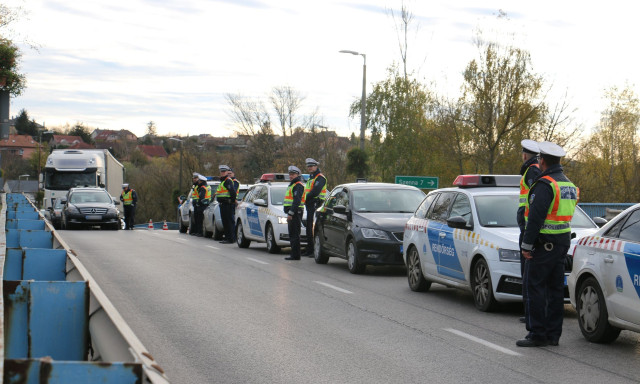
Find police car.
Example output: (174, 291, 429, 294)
(403, 174, 599, 311)
(177, 179, 220, 233)
(235, 179, 307, 253)
(568, 203, 640, 343)
(203, 184, 250, 239)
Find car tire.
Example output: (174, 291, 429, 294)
(178, 211, 188, 233)
(212, 216, 223, 240)
(314, 232, 329, 264)
(471, 258, 497, 312)
(407, 246, 431, 292)
(63, 217, 73, 230)
(577, 276, 621, 343)
(347, 238, 366, 274)
(236, 221, 251, 248)
(265, 224, 281, 254)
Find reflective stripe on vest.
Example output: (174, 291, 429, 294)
(216, 181, 230, 198)
(201, 185, 212, 204)
(121, 190, 133, 205)
(525, 175, 578, 234)
(284, 181, 305, 209)
(191, 186, 199, 201)
(519, 164, 539, 206)
(304, 173, 327, 202)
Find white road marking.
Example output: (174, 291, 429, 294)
(207, 245, 219, 250)
(444, 328, 521, 356)
(314, 281, 353, 294)
(247, 257, 269, 265)
(174, 237, 187, 242)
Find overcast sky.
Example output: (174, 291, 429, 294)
(3, 0, 639, 138)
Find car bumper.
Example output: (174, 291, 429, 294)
(67, 213, 120, 225)
(491, 259, 571, 303)
(355, 238, 405, 266)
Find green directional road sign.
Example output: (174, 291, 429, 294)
(395, 175, 439, 189)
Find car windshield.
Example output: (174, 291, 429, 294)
(69, 191, 112, 204)
(53, 199, 64, 209)
(352, 188, 425, 213)
(237, 188, 248, 200)
(474, 194, 597, 228)
(270, 186, 288, 205)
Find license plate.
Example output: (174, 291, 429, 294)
(564, 275, 568, 286)
(85, 215, 102, 220)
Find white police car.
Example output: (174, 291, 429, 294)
(177, 179, 220, 233)
(568, 203, 640, 343)
(403, 174, 599, 311)
(203, 183, 250, 240)
(235, 180, 307, 253)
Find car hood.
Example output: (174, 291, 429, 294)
(71, 202, 116, 209)
(355, 212, 413, 231)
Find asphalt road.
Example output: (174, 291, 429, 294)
(60, 228, 640, 384)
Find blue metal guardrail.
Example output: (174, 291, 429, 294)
(2, 193, 170, 383)
(578, 203, 635, 219)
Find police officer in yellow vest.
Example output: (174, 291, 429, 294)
(518, 141, 578, 347)
(284, 165, 305, 260)
(517, 139, 541, 323)
(192, 174, 211, 237)
(120, 183, 137, 230)
(216, 165, 237, 244)
(302, 158, 327, 257)
(188, 173, 202, 235)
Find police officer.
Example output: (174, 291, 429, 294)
(284, 165, 305, 261)
(518, 141, 578, 347)
(229, 168, 240, 191)
(189, 173, 201, 236)
(302, 158, 327, 257)
(120, 183, 137, 230)
(517, 139, 541, 323)
(216, 165, 237, 244)
(192, 174, 210, 237)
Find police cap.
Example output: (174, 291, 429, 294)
(218, 165, 230, 172)
(521, 139, 539, 155)
(198, 174, 207, 181)
(305, 158, 319, 166)
(538, 141, 566, 158)
(122, 183, 129, 188)
(192, 172, 200, 178)
(288, 165, 301, 174)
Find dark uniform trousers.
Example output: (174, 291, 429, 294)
(287, 208, 303, 259)
(124, 205, 135, 230)
(305, 200, 319, 249)
(193, 203, 205, 235)
(220, 201, 235, 241)
(522, 243, 568, 342)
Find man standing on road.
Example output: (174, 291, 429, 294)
(517, 140, 541, 324)
(284, 166, 305, 261)
(518, 141, 578, 348)
(192, 174, 211, 237)
(303, 158, 327, 257)
(216, 165, 237, 244)
(120, 183, 137, 230)
(189, 172, 201, 236)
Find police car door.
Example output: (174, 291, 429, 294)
(426, 192, 464, 281)
(245, 185, 265, 240)
(413, 193, 439, 276)
(443, 193, 473, 281)
(600, 208, 640, 324)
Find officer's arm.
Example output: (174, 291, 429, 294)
(526, 167, 542, 188)
(521, 183, 554, 251)
(132, 190, 138, 204)
(516, 206, 525, 232)
(227, 180, 237, 202)
(198, 186, 206, 200)
(290, 184, 303, 212)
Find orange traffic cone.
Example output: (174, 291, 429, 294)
(148, 219, 153, 230)
(162, 220, 168, 230)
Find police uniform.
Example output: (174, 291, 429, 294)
(517, 140, 541, 324)
(216, 165, 237, 244)
(193, 174, 210, 237)
(120, 183, 137, 230)
(303, 158, 327, 257)
(518, 141, 578, 347)
(189, 173, 201, 235)
(284, 166, 305, 260)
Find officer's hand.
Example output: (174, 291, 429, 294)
(522, 250, 532, 259)
(287, 215, 292, 222)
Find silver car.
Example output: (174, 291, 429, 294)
(203, 184, 250, 239)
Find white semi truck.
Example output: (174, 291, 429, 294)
(41, 149, 125, 211)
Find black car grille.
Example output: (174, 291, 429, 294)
(79, 208, 108, 214)
(392, 232, 404, 241)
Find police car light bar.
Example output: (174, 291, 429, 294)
(453, 175, 520, 188)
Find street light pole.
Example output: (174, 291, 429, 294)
(339, 50, 367, 151)
(168, 137, 183, 194)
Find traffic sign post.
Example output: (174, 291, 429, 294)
(395, 175, 439, 189)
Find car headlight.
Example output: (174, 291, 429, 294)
(66, 206, 79, 214)
(360, 227, 390, 240)
(499, 249, 520, 262)
(277, 216, 288, 224)
(108, 208, 118, 215)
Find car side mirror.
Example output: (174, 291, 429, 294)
(447, 216, 473, 230)
(114, 200, 120, 206)
(593, 217, 608, 227)
(61, 199, 67, 205)
(571, 232, 577, 239)
(254, 198, 267, 207)
(333, 205, 347, 214)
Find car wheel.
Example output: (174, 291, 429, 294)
(178, 211, 188, 233)
(236, 221, 251, 248)
(471, 258, 497, 312)
(347, 238, 366, 274)
(212, 216, 223, 240)
(314, 232, 329, 264)
(63, 217, 72, 230)
(407, 246, 431, 292)
(265, 224, 281, 254)
(577, 276, 621, 343)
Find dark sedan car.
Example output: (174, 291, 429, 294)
(313, 182, 425, 274)
(61, 187, 121, 230)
